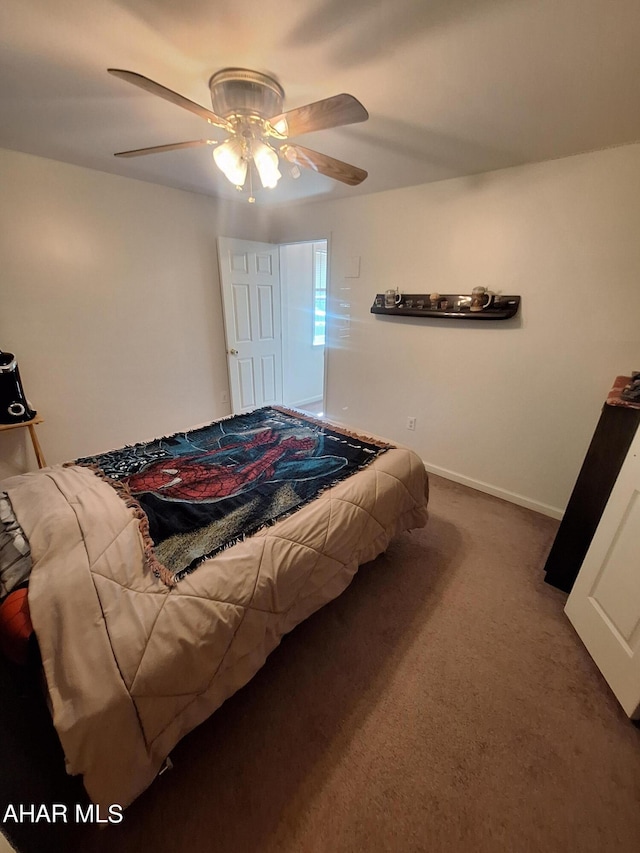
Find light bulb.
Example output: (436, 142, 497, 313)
(213, 138, 247, 187)
(251, 140, 282, 189)
(271, 117, 288, 136)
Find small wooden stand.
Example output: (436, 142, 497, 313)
(0, 416, 47, 469)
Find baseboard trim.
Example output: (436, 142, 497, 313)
(422, 461, 564, 520)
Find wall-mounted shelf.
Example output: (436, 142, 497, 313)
(371, 294, 520, 320)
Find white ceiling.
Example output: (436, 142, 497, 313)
(2, 0, 640, 207)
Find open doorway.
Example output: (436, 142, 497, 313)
(279, 240, 327, 417)
(217, 236, 327, 415)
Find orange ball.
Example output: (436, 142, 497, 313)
(0, 587, 33, 665)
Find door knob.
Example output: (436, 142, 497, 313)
(228, 348, 238, 356)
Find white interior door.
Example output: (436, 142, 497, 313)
(217, 237, 282, 413)
(565, 422, 640, 718)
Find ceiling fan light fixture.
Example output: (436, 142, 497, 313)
(251, 140, 282, 189)
(109, 67, 370, 198)
(213, 137, 247, 186)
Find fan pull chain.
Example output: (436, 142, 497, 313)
(248, 164, 256, 203)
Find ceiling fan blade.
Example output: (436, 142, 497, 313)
(283, 144, 367, 186)
(269, 93, 368, 138)
(114, 140, 216, 158)
(108, 69, 233, 131)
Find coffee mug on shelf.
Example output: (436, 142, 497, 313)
(470, 286, 493, 312)
(384, 288, 402, 308)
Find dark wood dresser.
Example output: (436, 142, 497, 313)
(544, 376, 640, 593)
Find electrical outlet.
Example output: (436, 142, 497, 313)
(407, 416, 416, 431)
(221, 391, 229, 404)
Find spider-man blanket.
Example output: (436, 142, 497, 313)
(75, 407, 389, 584)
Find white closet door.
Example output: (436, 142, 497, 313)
(565, 422, 640, 717)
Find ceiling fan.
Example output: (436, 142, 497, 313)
(108, 67, 369, 201)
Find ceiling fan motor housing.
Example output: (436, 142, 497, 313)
(209, 68, 284, 119)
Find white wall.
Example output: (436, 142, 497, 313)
(0, 148, 269, 478)
(280, 241, 325, 408)
(3, 144, 639, 513)
(270, 144, 640, 516)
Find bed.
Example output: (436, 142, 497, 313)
(0, 407, 428, 808)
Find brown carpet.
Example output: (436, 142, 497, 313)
(72, 474, 640, 852)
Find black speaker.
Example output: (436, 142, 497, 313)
(0, 351, 37, 424)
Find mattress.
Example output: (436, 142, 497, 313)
(0, 415, 429, 808)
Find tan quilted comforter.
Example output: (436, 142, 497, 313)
(2, 445, 428, 808)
